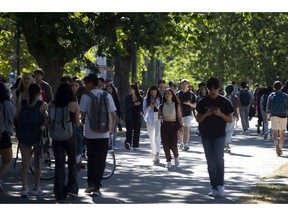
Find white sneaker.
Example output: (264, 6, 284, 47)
(208, 188, 218, 197)
(217, 185, 225, 197)
(179, 142, 184, 149)
(175, 157, 180, 167)
(30, 187, 44, 196)
(166, 162, 172, 168)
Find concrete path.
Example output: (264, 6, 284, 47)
(0, 118, 287, 205)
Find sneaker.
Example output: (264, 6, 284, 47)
(85, 185, 95, 194)
(166, 161, 172, 168)
(153, 155, 160, 164)
(125, 142, 131, 150)
(276, 144, 281, 156)
(175, 157, 180, 167)
(30, 187, 43, 196)
(92, 188, 102, 196)
(21, 188, 29, 198)
(217, 185, 225, 197)
(264, 133, 268, 140)
(183, 144, 190, 151)
(179, 142, 184, 149)
(208, 188, 218, 197)
(67, 191, 78, 197)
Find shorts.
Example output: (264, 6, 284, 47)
(182, 115, 192, 127)
(271, 116, 287, 130)
(0, 132, 12, 149)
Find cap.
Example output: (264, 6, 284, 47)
(104, 78, 113, 84)
(181, 79, 189, 83)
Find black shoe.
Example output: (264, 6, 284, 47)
(125, 142, 131, 150)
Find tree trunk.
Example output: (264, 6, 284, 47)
(41, 63, 64, 97)
(114, 55, 131, 118)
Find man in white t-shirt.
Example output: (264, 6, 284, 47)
(80, 73, 116, 196)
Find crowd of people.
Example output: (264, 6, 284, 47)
(0, 70, 288, 200)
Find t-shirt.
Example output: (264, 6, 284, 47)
(176, 90, 196, 117)
(196, 95, 234, 139)
(80, 89, 116, 139)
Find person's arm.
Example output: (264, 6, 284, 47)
(196, 110, 211, 123)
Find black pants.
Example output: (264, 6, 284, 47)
(125, 117, 142, 148)
(85, 138, 108, 189)
(161, 121, 179, 162)
(52, 133, 78, 200)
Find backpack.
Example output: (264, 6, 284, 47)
(16, 100, 43, 146)
(0, 103, 5, 140)
(239, 90, 251, 106)
(48, 105, 73, 141)
(270, 92, 288, 117)
(85, 90, 110, 133)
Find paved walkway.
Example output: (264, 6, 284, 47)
(0, 118, 287, 205)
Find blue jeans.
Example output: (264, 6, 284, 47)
(201, 136, 225, 189)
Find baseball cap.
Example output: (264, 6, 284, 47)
(181, 79, 189, 83)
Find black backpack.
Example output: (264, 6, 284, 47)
(16, 100, 43, 145)
(239, 90, 251, 106)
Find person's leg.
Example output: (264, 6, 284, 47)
(0, 133, 12, 178)
(132, 118, 141, 148)
(225, 117, 235, 144)
(19, 145, 32, 189)
(85, 138, 96, 188)
(154, 119, 161, 156)
(213, 137, 225, 187)
(202, 138, 217, 189)
(33, 145, 42, 191)
(147, 122, 156, 155)
(183, 116, 192, 150)
(52, 140, 66, 199)
(65, 134, 78, 195)
(244, 105, 250, 130)
(93, 138, 108, 191)
(125, 120, 133, 148)
(239, 107, 246, 132)
(279, 117, 287, 150)
(161, 122, 172, 162)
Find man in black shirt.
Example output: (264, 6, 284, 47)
(196, 77, 233, 197)
(176, 79, 196, 151)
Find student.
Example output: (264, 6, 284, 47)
(196, 77, 233, 197)
(143, 85, 162, 164)
(159, 88, 183, 168)
(80, 73, 116, 196)
(0, 82, 16, 192)
(124, 83, 143, 150)
(49, 83, 82, 200)
(15, 83, 48, 198)
(176, 79, 196, 151)
(34, 68, 54, 103)
(266, 81, 288, 156)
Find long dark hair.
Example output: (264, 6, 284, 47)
(28, 83, 41, 105)
(53, 83, 74, 107)
(130, 83, 141, 100)
(162, 88, 180, 105)
(0, 82, 10, 103)
(146, 85, 161, 107)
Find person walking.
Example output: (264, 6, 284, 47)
(176, 79, 196, 151)
(196, 77, 233, 197)
(260, 86, 273, 140)
(236, 81, 253, 135)
(224, 84, 240, 153)
(49, 83, 81, 200)
(159, 88, 183, 168)
(124, 83, 143, 150)
(0, 82, 16, 192)
(15, 83, 48, 198)
(80, 73, 116, 196)
(143, 85, 162, 164)
(266, 81, 288, 156)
